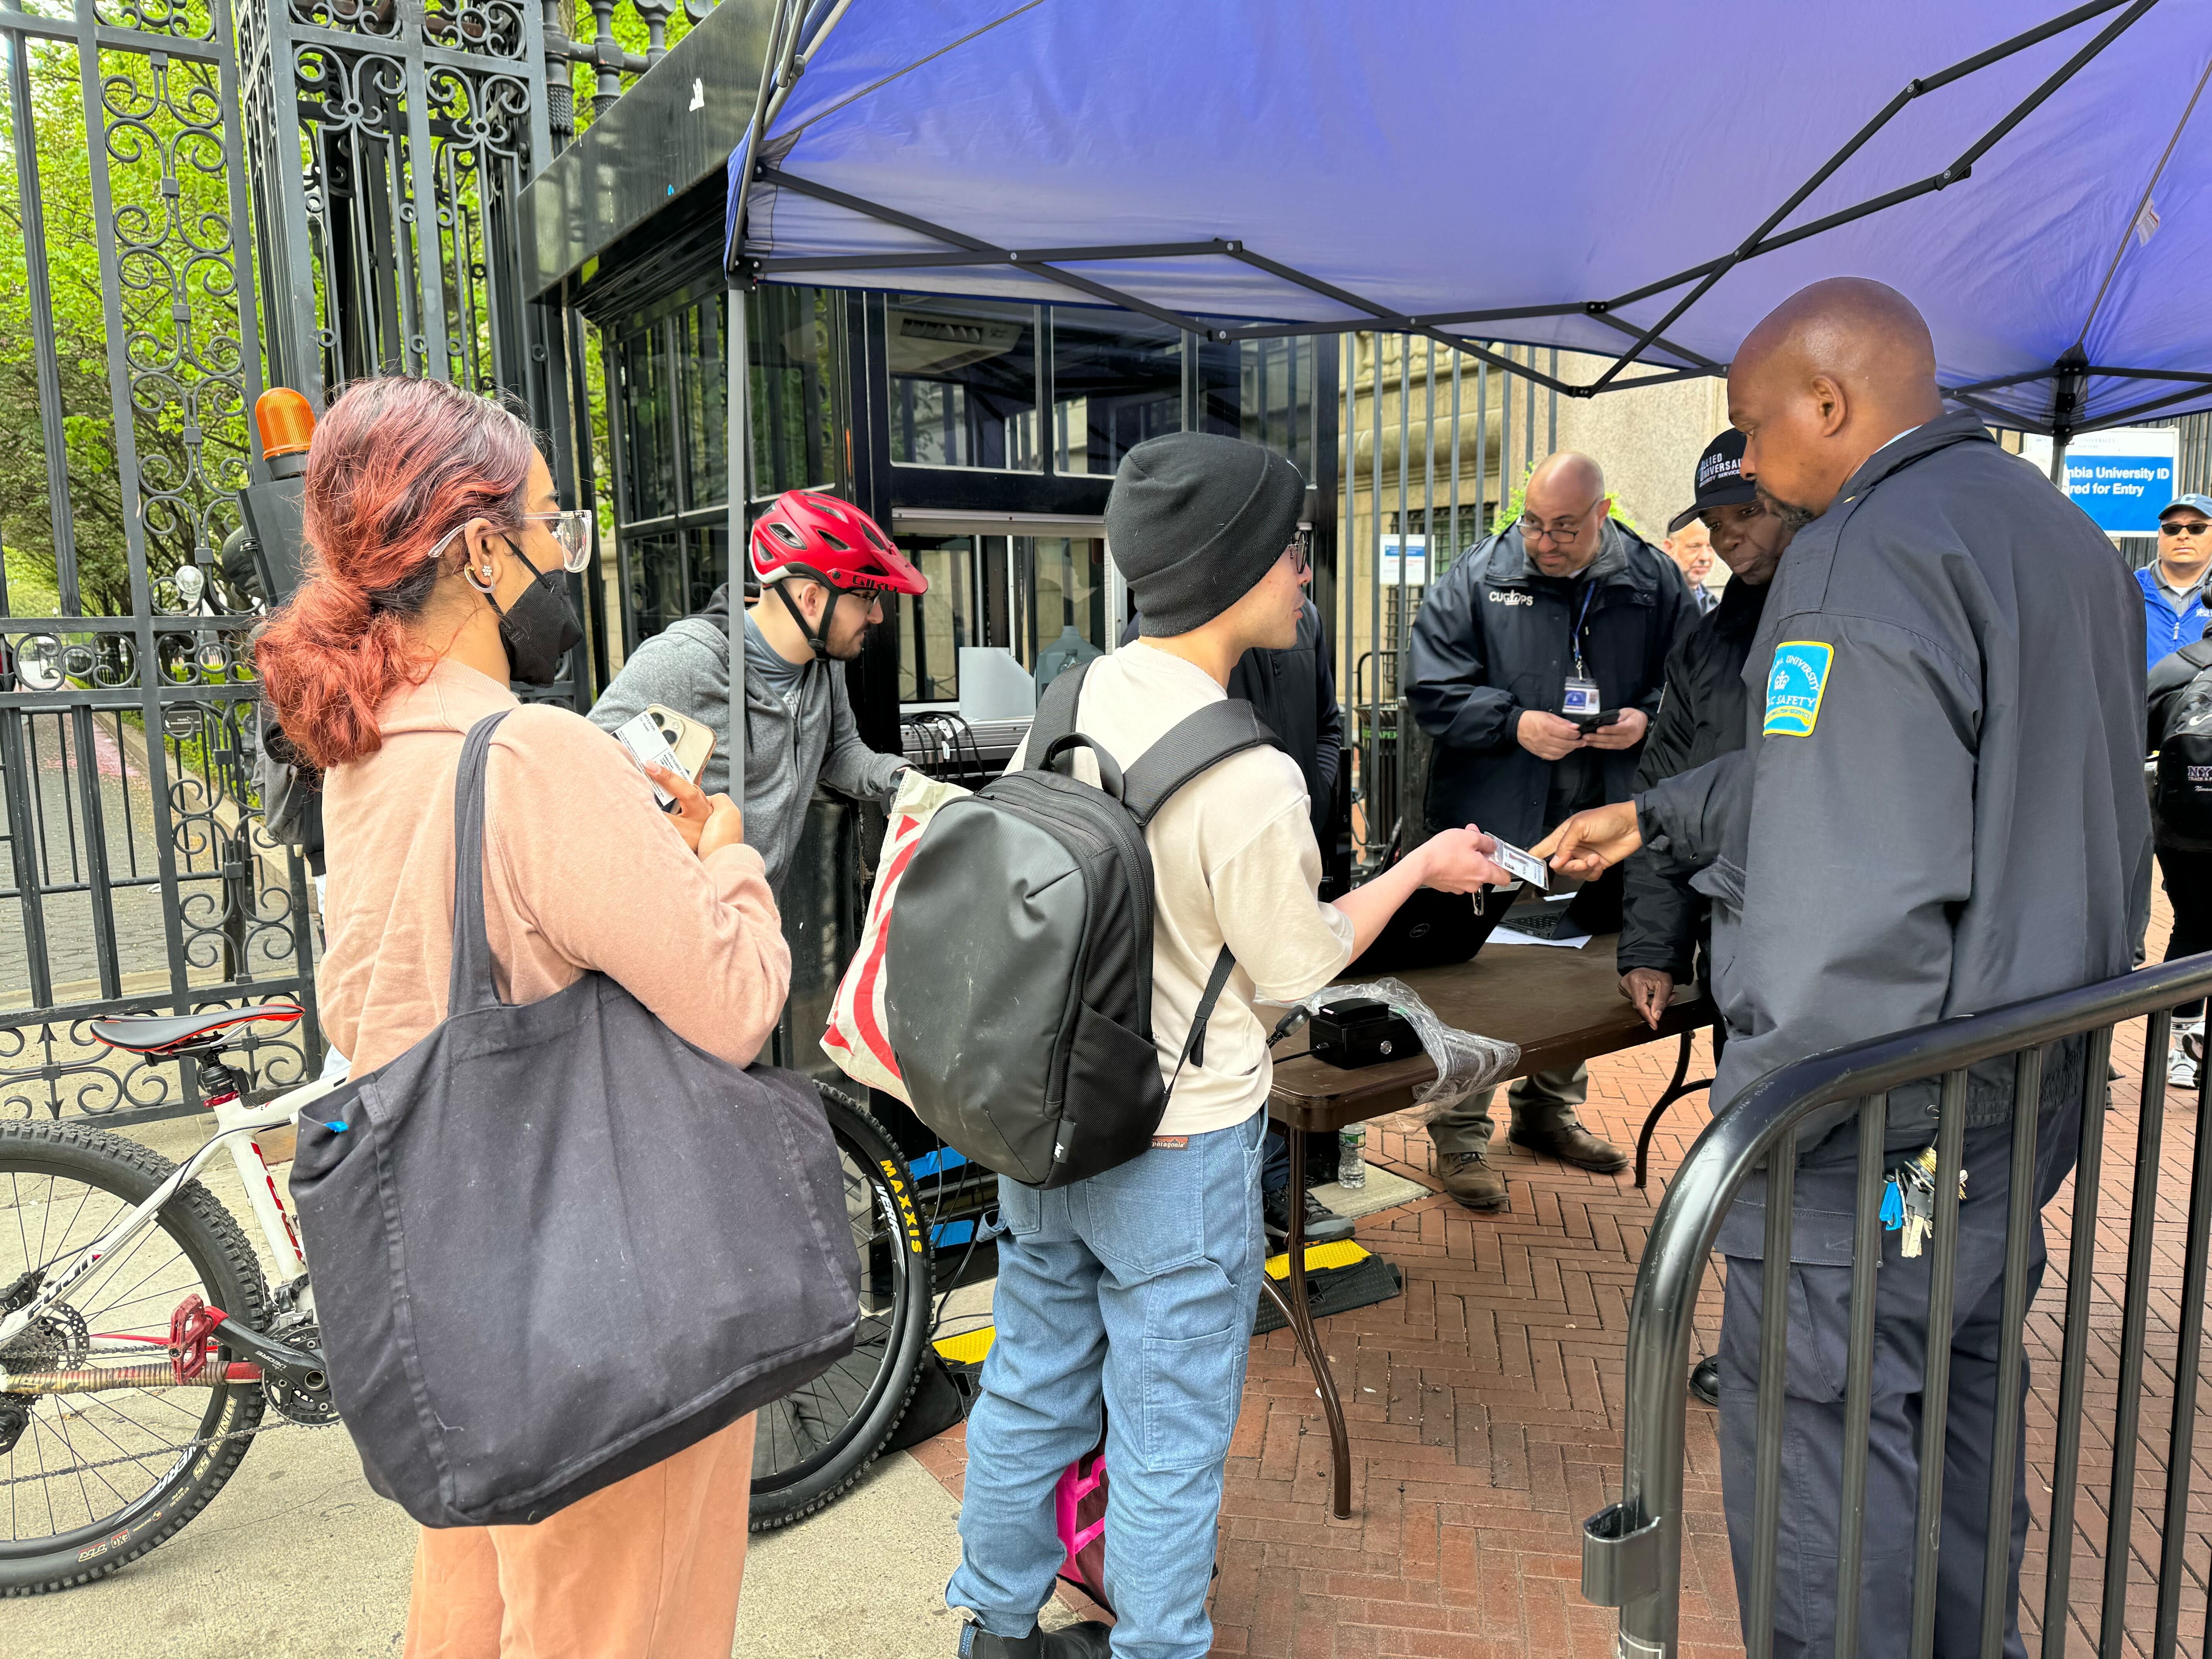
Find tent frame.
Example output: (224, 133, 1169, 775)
(726, 0, 2188, 441)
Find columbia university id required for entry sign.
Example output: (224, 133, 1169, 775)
(2024, 427, 2180, 536)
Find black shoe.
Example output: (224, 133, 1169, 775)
(1509, 1121, 1631, 1174)
(1263, 1185, 1354, 1245)
(1045, 1622, 1113, 1659)
(1689, 1355, 1720, 1408)
(959, 1621, 1114, 1658)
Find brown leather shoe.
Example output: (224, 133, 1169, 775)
(1510, 1121, 1630, 1173)
(1437, 1149, 1508, 1211)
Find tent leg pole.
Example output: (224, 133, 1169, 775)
(727, 285, 750, 807)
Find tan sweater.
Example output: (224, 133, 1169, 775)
(319, 659, 789, 1077)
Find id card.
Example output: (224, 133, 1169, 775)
(1563, 677, 1601, 718)
(1488, 836, 1551, 892)
(614, 710, 685, 807)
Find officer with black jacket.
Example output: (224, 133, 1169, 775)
(1615, 428, 1794, 1409)
(2146, 634, 2212, 1085)
(1617, 431, 1792, 1022)
(1407, 452, 1693, 1209)
(1540, 279, 2151, 1657)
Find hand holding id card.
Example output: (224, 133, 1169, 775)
(613, 706, 713, 808)
(1486, 836, 1550, 891)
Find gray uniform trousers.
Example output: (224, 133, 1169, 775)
(1426, 1065, 1589, 1156)
(1715, 1101, 2080, 1659)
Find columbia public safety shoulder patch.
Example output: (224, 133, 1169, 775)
(1764, 641, 1834, 737)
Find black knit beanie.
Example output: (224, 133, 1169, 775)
(1106, 432, 1305, 636)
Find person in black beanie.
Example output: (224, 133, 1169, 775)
(947, 431, 1507, 1659)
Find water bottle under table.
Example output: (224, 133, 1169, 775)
(1337, 1124, 1366, 1189)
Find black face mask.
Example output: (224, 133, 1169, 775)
(483, 542, 583, 685)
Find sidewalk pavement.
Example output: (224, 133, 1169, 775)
(20, 893, 2201, 1657)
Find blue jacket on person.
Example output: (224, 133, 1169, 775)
(2138, 563, 2212, 672)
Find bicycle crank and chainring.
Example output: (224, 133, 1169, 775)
(261, 1319, 338, 1425)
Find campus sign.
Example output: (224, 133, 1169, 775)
(2024, 427, 2181, 535)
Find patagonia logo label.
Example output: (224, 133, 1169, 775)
(1150, 1135, 1189, 1149)
(1764, 642, 1834, 737)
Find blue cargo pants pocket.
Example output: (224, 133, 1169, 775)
(1138, 1295, 1245, 1472)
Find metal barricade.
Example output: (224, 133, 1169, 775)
(1583, 954, 2212, 1659)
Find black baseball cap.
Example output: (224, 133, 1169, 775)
(1668, 429, 1759, 534)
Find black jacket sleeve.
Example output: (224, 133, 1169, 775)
(1313, 609, 1343, 798)
(2148, 639, 2212, 750)
(1617, 647, 1702, 977)
(1406, 549, 1521, 752)
(1637, 554, 1697, 719)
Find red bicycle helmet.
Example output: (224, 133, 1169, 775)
(749, 490, 927, 597)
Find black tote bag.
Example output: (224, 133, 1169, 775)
(290, 711, 857, 1528)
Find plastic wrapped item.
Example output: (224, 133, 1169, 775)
(1269, 977, 1520, 1124)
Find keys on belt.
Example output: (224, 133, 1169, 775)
(1880, 1147, 1968, 1259)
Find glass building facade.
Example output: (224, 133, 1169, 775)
(603, 283, 1329, 723)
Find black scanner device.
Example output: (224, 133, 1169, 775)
(1308, 997, 1421, 1069)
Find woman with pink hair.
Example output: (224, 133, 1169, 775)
(257, 376, 789, 1657)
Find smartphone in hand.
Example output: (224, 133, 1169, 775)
(615, 706, 715, 809)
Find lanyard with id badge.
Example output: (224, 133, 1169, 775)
(1562, 582, 1604, 725)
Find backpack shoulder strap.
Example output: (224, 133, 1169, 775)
(1121, 698, 1278, 827)
(1174, 944, 1238, 1076)
(1025, 657, 1095, 771)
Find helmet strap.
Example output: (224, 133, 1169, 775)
(773, 577, 835, 660)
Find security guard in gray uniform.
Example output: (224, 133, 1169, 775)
(1540, 278, 2151, 1657)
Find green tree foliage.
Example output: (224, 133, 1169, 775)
(1490, 462, 1642, 537)
(2, 34, 252, 619)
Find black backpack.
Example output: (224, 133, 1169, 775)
(884, 659, 1275, 1187)
(2156, 656, 2212, 851)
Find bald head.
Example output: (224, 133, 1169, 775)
(1520, 451, 1613, 577)
(1728, 278, 1946, 527)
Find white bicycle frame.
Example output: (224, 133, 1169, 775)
(0, 1072, 340, 1350)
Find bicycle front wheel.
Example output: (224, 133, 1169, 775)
(748, 1086, 932, 1529)
(0, 1122, 270, 1595)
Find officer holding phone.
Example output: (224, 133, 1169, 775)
(1405, 451, 1693, 1208)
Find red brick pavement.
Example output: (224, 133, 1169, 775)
(915, 898, 2212, 1658)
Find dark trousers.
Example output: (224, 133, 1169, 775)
(2159, 845, 2212, 1018)
(1716, 1108, 2076, 1659)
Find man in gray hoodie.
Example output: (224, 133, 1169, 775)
(590, 490, 920, 895)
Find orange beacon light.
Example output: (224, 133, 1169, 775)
(255, 387, 315, 471)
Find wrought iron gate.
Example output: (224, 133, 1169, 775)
(0, 0, 566, 1124)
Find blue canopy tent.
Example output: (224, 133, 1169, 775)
(723, 0, 2211, 442)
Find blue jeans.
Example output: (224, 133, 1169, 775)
(947, 1109, 1267, 1659)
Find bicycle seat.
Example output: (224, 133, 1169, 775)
(89, 1003, 304, 1056)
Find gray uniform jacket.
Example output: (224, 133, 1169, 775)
(1635, 412, 2152, 1260)
(588, 595, 907, 896)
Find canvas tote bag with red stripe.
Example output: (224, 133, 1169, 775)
(822, 769, 970, 1103)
